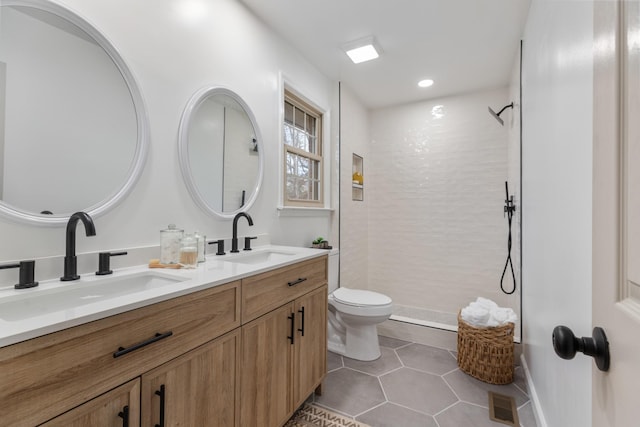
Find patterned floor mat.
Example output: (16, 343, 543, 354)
(283, 403, 370, 427)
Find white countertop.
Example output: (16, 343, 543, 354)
(0, 245, 329, 348)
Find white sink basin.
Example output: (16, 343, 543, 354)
(226, 250, 295, 265)
(0, 271, 186, 321)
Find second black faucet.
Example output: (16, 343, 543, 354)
(61, 211, 96, 281)
(231, 212, 253, 253)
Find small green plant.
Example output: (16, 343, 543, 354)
(312, 237, 326, 244)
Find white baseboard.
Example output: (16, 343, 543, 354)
(520, 353, 548, 427)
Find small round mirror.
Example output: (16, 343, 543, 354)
(178, 87, 263, 218)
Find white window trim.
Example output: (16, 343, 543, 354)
(278, 73, 332, 214)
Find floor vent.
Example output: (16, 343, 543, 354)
(488, 391, 519, 426)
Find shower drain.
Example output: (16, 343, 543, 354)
(488, 391, 519, 426)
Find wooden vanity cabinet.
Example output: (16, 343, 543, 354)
(141, 329, 240, 427)
(0, 280, 240, 427)
(1, 255, 327, 427)
(40, 379, 141, 427)
(292, 285, 327, 409)
(240, 256, 328, 427)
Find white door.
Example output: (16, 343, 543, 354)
(592, 1, 640, 425)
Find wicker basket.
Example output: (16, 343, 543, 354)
(457, 311, 514, 384)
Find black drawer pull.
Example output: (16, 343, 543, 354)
(288, 313, 295, 345)
(155, 384, 166, 427)
(118, 405, 129, 427)
(113, 331, 173, 358)
(298, 306, 305, 336)
(288, 277, 308, 287)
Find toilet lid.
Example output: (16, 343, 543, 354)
(333, 288, 392, 306)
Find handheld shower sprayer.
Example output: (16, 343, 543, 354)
(488, 102, 514, 126)
(501, 181, 516, 295)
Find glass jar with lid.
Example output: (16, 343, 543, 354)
(160, 224, 183, 264)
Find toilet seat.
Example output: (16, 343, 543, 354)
(329, 288, 392, 317)
(333, 287, 392, 307)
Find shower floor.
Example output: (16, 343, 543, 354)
(390, 305, 459, 332)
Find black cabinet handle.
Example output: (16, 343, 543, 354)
(288, 277, 308, 287)
(113, 331, 173, 358)
(298, 306, 305, 336)
(155, 384, 166, 427)
(288, 313, 295, 345)
(118, 405, 129, 427)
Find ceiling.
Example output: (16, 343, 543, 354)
(239, 0, 531, 109)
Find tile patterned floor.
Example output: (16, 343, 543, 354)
(308, 336, 537, 427)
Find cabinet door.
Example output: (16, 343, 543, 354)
(240, 303, 294, 427)
(293, 285, 327, 408)
(141, 329, 239, 427)
(40, 379, 140, 427)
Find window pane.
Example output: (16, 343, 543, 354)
(306, 115, 316, 136)
(294, 129, 309, 151)
(286, 152, 296, 175)
(308, 135, 317, 155)
(286, 176, 311, 201)
(285, 101, 294, 125)
(284, 124, 294, 147)
(286, 176, 296, 200)
(297, 155, 310, 177)
(294, 106, 305, 129)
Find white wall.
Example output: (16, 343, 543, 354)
(367, 89, 517, 319)
(0, 0, 336, 278)
(521, 1, 593, 426)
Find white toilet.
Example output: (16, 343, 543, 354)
(327, 251, 392, 361)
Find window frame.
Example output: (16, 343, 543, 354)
(282, 90, 324, 207)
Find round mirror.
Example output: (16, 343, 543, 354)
(178, 87, 263, 219)
(0, 0, 149, 225)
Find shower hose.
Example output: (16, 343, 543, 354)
(500, 191, 516, 295)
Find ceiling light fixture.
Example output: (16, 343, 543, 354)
(343, 36, 382, 64)
(418, 79, 434, 88)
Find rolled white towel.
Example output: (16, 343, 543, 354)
(473, 297, 499, 311)
(461, 305, 490, 327)
(487, 307, 518, 327)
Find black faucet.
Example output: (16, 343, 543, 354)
(61, 212, 96, 281)
(231, 212, 253, 253)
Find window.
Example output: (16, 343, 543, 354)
(283, 91, 323, 206)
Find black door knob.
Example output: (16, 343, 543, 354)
(552, 325, 610, 372)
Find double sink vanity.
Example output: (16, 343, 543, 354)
(0, 246, 328, 427)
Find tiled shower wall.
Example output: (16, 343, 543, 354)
(367, 87, 520, 321)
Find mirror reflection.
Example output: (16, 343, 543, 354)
(179, 87, 262, 218)
(0, 0, 148, 224)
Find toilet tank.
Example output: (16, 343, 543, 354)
(328, 250, 339, 293)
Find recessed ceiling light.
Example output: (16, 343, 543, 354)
(418, 79, 434, 88)
(343, 36, 382, 64)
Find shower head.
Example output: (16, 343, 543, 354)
(488, 102, 514, 126)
